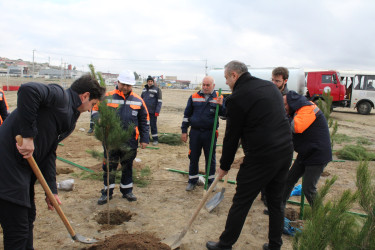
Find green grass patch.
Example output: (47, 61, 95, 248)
(71, 171, 102, 181)
(158, 133, 183, 145)
(333, 133, 353, 144)
(133, 166, 151, 187)
(356, 137, 373, 146)
(336, 145, 375, 161)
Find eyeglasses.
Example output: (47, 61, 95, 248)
(272, 79, 283, 84)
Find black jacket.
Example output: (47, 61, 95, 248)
(286, 91, 332, 165)
(0, 82, 82, 208)
(220, 72, 293, 170)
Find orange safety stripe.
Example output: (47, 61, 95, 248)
(0, 117, 3, 125)
(135, 126, 139, 140)
(0, 89, 9, 110)
(130, 92, 150, 122)
(292, 104, 319, 133)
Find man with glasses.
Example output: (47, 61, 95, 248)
(272, 67, 289, 95)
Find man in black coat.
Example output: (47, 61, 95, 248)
(0, 74, 105, 250)
(206, 61, 293, 250)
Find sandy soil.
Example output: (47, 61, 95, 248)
(0, 85, 374, 250)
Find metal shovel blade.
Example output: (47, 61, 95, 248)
(161, 233, 184, 249)
(72, 233, 98, 244)
(205, 188, 226, 212)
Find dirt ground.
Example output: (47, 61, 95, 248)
(0, 83, 374, 250)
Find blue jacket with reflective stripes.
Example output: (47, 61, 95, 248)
(104, 89, 150, 149)
(141, 85, 162, 114)
(181, 90, 226, 133)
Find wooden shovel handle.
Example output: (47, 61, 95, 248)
(182, 176, 221, 234)
(16, 135, 77, 238)
(223, 173, 229, 189)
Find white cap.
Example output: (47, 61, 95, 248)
(117, 70, 135, 85)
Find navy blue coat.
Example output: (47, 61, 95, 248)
(181, 90, 226, 134)
(141, 85, 162, 114)
(286, 91, 332, 165)
(0, 83, 82, 208)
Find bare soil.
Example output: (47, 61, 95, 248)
(0, 83, 374, 250)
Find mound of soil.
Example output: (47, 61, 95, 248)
(95, 209, 133, 225)
(83, 232, 170, 250)
(285, 207, 300, 221)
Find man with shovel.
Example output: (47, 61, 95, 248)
(181, 76, 225, 191)
(0, 74, 105, 250)
(206, 61, 293, 250)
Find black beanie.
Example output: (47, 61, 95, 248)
(147, 76, 154, 82)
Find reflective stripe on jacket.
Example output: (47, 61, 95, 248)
(181, 90, 225, 134)
(103, 89, 150, 149)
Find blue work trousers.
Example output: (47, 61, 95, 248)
(149, 114, 158, 141)
(188, 128, 217, 184)
(102, 148, 137, 196)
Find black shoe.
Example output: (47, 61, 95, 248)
(207, 183, 217, 192)
(263, 243, 270, 250)
(123, 192, 137, 201)
(88, 128, 94, 134)
(97, 194, 112, 205)
(186, 183, 197, 191)
(263, 209, 269, 215)
(206, 241, 232, 250)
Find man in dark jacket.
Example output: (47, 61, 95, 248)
(206, 61, 293, 250)
(0, 74, 105, 250)
(0, 87, 9, 126)
(181, 76, 225, 191)
(141, 75, 162, 145)
(282, 91, 332, 206)
(97, 70, 149, 205)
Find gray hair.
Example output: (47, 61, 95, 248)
(224, 60, 248, 76)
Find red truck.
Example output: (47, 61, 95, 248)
(305, 70, 375, 115)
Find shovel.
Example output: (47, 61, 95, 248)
(162, 176, 220, 249)
(205, 173, 229, 212)
(16, 135, 97, 244)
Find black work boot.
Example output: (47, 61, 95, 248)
(123, 192, 137, 201)
(97, 194, 112, 205)
(206, 241, 232, 250)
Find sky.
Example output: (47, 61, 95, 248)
(1, 0, 374, 83)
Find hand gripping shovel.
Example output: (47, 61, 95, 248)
(205, 173, 229, 212)
(161, 176, 220, 249)
(16, 136, 97, 244)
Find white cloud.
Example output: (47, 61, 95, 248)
(1, 0, 375, 82)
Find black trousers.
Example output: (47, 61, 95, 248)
(282, 157, 328, 206)
(0, 197, 35, 250)
(219, 152, 293, 250)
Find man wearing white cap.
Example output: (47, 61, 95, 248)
(98, 70, 150, 204)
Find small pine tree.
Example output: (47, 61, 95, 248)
(89, 64, 134, 224)
(317, 91, 338, 150)
(293, 161, 375, 250)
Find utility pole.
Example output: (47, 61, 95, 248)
(32, 49, 36, 78)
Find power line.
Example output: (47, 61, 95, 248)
(37, 50, 206, 62)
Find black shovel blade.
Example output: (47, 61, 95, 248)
(205, 188, 226, 212)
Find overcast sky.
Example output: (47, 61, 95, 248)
(1, 0, 374, 83)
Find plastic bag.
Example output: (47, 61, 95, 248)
(290, 184, 302, 197)
(57, 179, 75, 191)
